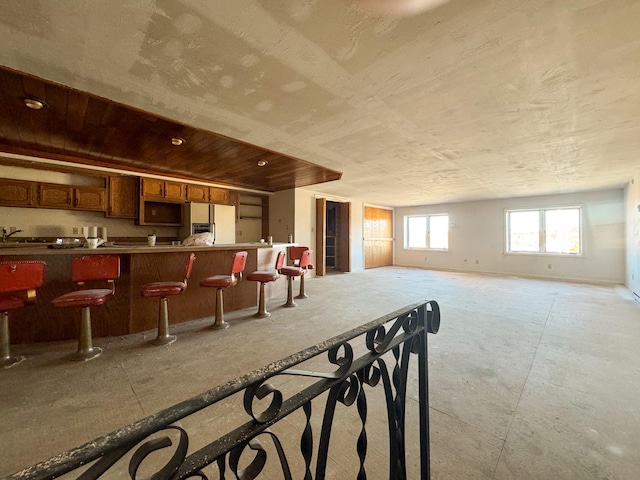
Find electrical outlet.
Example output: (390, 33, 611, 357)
(475, 260, 479, 264)
(72, 227, 79, 234)
(548, 264, 552, 269)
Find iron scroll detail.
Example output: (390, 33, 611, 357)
(9, 299, 441, 480)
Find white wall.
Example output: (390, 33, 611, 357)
(351, 200, 365, 272)
(395, 189, 625, 284)
(294, 188, 315, 251)
(626, 170, 640, 300)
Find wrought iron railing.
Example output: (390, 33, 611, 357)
(9, 299, 440, 480)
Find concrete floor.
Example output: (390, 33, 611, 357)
(1, 267, 639, 479)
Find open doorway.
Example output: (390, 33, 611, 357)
(315, 199, 351, 276)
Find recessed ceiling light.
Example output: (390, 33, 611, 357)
(24, 98, 46, 110)
(257, 159, 268, 167)
(171, 137, 185, 146)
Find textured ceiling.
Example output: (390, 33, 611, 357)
(0, 0, 639, 207)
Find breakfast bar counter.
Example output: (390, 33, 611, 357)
(1, 243, 293, 344)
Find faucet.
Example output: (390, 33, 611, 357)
(2, 228, 23, 242)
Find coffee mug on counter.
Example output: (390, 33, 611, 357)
(147, 234, 156, 247)
(86, 237, 105, 249)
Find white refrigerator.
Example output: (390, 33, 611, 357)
(210, 204, 236, 244)
(181, 203, 236, 244)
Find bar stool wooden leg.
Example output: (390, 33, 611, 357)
(284, 277, 297, 307)
(212, 288, 230, 329)
(151, 297, 177, 345)
(295, 273, 308, 299)
(70, 307, 102, 362)
(254, 282, 271, 318)
(1, 312, 24, 368)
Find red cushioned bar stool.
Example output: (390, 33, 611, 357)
(0, 261, 46, 368)
(289, 246, 314, 299)
(200, 251, 248, 329)
(142, 253, 196, 346)
(281, 249, 313, 308)
(246, 251, 286, 318)
(52, 255, 120, 362)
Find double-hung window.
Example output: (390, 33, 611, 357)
(506, 207, 582, 254)
(405, 214, 449, 250)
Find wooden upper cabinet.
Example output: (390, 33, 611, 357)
(0, 179, 35, 207)
(186, 184, 209, 203)
(107, 176, 138, 218)
(75, 187, 106, 211)
(37, 183, 106, 211)
(209, 187, 230, 205)
(141, 178, 164, 198)
(38, 184, 74, 208)
(164, 181, 185, 201)
(141, 178, 186, 201)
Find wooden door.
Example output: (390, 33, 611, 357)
(364, 206, 394, 269)
(338, 202, 351, 272)
(315, 198, 326, 276)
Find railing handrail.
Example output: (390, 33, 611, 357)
(9, 299, 440, 480)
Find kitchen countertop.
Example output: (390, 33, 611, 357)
(0, 242, 296, 256)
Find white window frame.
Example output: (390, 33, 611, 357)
(404, 214, 449, 251)
(505, 207, 583, 256)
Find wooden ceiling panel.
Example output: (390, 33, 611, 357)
(0, 66, 341, 191)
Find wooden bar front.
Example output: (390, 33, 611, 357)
(1, 244, 289, 344)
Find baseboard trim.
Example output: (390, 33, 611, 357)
(393, 264, 624, 286)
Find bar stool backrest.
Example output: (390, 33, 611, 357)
(298, 250, 313, 269)
(230, 251, 248, 280)
(0, 261, 46, 294)
(184, 253, 196, 284)
(275, 251, 286, 272)
(289, 246, 309, 265)
(71, 256, 121, 293)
